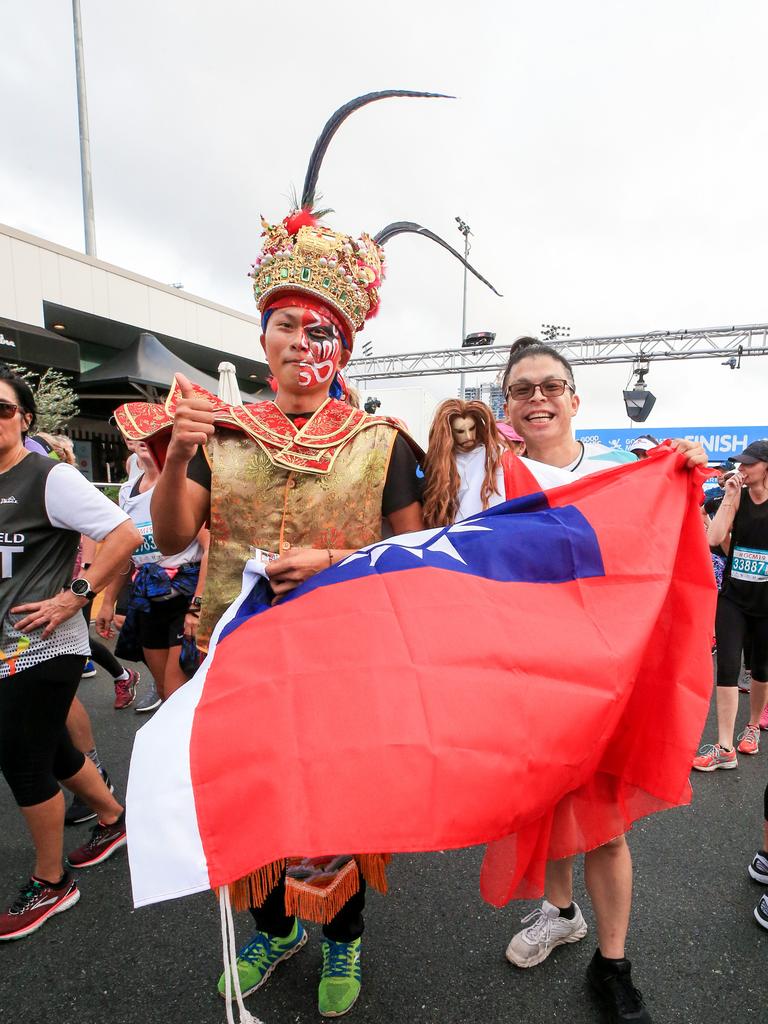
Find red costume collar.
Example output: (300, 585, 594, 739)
(114, 379, 414, 476)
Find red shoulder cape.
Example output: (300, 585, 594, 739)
(115, 378, 423, 476)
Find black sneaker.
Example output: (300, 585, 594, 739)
(64, 768, 114, 827)
(587, 949, 651, 1023)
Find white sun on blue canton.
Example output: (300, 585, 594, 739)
(339, 521, 492, 569)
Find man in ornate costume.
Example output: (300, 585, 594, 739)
(115, 91, 498, 1018)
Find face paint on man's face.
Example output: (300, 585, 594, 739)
(297, 309, 342, 387)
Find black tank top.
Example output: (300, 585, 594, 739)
(721, 489, 768, 616)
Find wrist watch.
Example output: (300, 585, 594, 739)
(189, 596, 203, 610)
(70, 578, 96, 601)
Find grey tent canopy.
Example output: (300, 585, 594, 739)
(78, 332, 258, 400)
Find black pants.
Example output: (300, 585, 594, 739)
(715, 595, 768, 686)
(250, 868, 366, 943)
(0, 654, 86, 807)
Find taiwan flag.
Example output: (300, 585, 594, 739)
(126, 446, 716, 910)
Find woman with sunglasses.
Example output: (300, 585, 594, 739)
(0, 366, 141, 941)
(499, 336, 707, 1024)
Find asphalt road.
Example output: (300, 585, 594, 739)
(1, 658, 766, 1024)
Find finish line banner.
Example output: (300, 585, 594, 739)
(577, 426, 768, 460)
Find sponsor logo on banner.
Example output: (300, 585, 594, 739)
(576, 426, 768, 459)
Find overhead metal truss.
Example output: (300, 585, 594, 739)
(347, 323, 768, 381)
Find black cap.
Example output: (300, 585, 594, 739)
(735, 440, 768, 464)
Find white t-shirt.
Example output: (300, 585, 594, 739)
(454, 447, 579, 522)
(561, 441, 637, 478)
(455, 446, 506, 522)
(47, 463, 130, 539)
(119, 477, 204, 568)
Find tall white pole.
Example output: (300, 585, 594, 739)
(72, 0, 97, 256)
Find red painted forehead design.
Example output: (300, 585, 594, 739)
(263, 296, 350, 350)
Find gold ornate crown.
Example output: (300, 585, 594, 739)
(249, 214, 384, 338)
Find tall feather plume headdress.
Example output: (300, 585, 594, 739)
(248, 91, 501, 345)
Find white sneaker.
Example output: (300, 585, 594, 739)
(748, 851, 768, 885)
(505, 899, 587, 968)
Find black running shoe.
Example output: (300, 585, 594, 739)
(64, 796, 96, 826)
(587, 949, 651, 1023)
(64, 768, 114, 827)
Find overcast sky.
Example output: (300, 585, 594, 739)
(2, 0, 768, 427)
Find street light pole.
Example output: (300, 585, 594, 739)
(455, 216, 472, 398)
(72, 0, 97, 256)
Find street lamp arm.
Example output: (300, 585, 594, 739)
(373, 221, 503, 296)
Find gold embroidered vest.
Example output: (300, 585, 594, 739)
(198, 420, 397, 647)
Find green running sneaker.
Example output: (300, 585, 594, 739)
(318, 937, 362, 1018)
(217, 919, 307, 1000)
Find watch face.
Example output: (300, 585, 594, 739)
(71, 579, 90, 597)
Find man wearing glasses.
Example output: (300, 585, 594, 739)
(499, 336, 706, 1024)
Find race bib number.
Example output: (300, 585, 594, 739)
(731, 546, 768, 583)
(132, 521, 163, 565)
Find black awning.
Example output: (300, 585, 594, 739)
(0, 317, 80, 373)
(77, 332, 258, 399)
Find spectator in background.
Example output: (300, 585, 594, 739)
(36, 433, 140, 705)
(629, 434, 660, 460)
(497, 421, 526, 456)
(97, 439, 207, 711)
(695, 441, 768, 769)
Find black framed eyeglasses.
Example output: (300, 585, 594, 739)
(0, 401, 19, 420)
(505, 379, 574, 402)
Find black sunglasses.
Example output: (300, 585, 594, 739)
(506, 379, 575, 402)
(0, 401, 19, 420)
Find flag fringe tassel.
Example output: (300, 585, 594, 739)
(223, 859, 287, 913)
(221, 854, 391, 920)
(285, 861, 361, 924)
(357, 853, 391, 894)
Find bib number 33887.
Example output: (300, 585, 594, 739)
(732, 546, 768, 582)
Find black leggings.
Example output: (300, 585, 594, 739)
(0, 654, 86, 807)
(88, 638, 123, 677)
(715, 595, 768, 687)
(250, 868, 366, 943)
